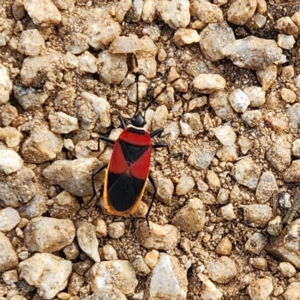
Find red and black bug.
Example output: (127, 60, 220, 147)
(89, 76, 171, 221)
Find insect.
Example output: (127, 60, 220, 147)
(89, 75, 175, 222)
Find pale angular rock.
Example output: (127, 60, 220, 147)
(217, 145, 238, 162)
(264, 115, 288, 133)
(214, 124, 236, 146)
(12, 0, 26, 20)
(248, 277, 273, 300)
(199, 191, 217, 205)
(279, 262, 296, 278)
(0, 104, 18, 127)
(242, 204, 273, 227)
(132, 255, 150, 276)
(209, 91, 236, 121)
(173, 28, 200, 47)
(21, 124, 63, 164)
(80, 91, 111, 131)
(23, 0, 61, 26)
(115, 0, 132, 22)
(142, 0, 156, 23)
(144, 249, 159, 269)
(256, 171, 278, 203)
(156, 0, 190, 29)
(0, 126, 23, 148)
(231, 157, 261, 190)
(176, 176, 195, 195)
(49, 191, 80, 219)
(86, 260, 138, 296)
(199, 277, 223, 300)
(95, 217, 107, 238)
(199, 21, 235, 62)
(14, 83, 49, 110)
(278, 34, 296, 50)
(136, 221, 180, 250)
(0, 65, 13, 105)
(207, 256, 237, 284)
(24, 217, 75, 253)
(288, 103, 300, 130)
(292, 139, 300, 157)
(0, 207, 20, 232)
(275, 17, 298, 37)
(97, 51, 128, 84)
(188, 143, 216, 170)
(18, 29, 44, 56)
(145, 253, 188, 300)
(283, 160, 300, 183)
(151, 105, 168, 131)
(188, 96, 207, 111)
(220, 203, 236, 220)
(77, 222, 100, 262)
(102, 244, 118, 261)
(155, 174, 174, 206)
(191, 1, 223, 23)
(19, 253, 72, 299)
(2, 269, 18, 285)
(217, 188, 230, 205)
(107, 222, 125, 239)
(78, 51, 97, 73)
(267, 215, 282, 237)
(223, 36, 282, 70)
(193, 74, 226, 94)
(20, 52, 63, 86)
(0, 149, 23, 175)
(256, 65, 277, 90)
(244, 86, 266, 107)
(283, 282, 300, 300)
(76, 8, 121, 50)
(281, 87, 296, 103)
(49, 111, 79, 134)
(228, 89, 250, 113)
(63, 242, 79, 260)
(65, 33, 89, 55)
(109, 34, 140, 54)
(82, 287, 127, 300)
(250, 257, 267, 271)
(52, 0, 74, 10)
(0, 231, 18, 272)
(42, 157, 101, 197)
(242, 110, 262, 127)
(245, 232, 267, 254)
(0, 167, 36, 208)
(266, 137, 291, 172)
(136, 36, 158, 78)
(216, 236, 232, 256)
(206, 170, 220, 192)
(227, 0, 257, 25)
(172, 198, 206, 232)
(162, 121, 180, 146)
(252, 13, 267, 28)
(18, 193, 48, 219)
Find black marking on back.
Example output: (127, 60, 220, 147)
(119, 140, 149, 164)
(108, 172, 145, 212)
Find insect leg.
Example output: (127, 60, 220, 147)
(100, 136, 115, 145)
(118, 115, 127, 129)
(89, 163, 108, 202)
(150, 128, 164, 138)
(146, 173, 157, 226)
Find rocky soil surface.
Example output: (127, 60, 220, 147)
(2, 0, 300, 299)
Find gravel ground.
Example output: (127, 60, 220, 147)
(2, 0, 300, 299)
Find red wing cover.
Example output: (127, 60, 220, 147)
(105, 137, 151, 214)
